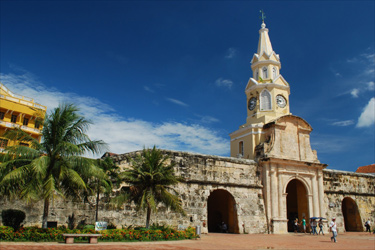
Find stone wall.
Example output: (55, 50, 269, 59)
(0, 150, 268, 234)
(1, 149, 373, 235)
(111, 150, 268, 234)
(323, 169, 375, 233)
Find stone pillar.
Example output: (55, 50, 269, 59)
(312, 175, 319, 217)
(278, 171, 284, 217)
(270, 166, 278, 219)
(317, 172, 325, 217)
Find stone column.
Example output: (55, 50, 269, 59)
(312, 175, 319, 217)
(270, 166, 278, 219)
(278, 170, 284, 218)
(317, 171, 325, 217)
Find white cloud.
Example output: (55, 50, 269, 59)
(166, 98, 189, 107)
(0, 72, 229, 157)
(225, 48, 236, 59)
(350, 88, 359, 98)
(331, 120, 355, 127)
(367, 81, 374, 91)
(356, 98, 375, 128)
(215, 78, 233, 88)
(144, 86, 154, 93)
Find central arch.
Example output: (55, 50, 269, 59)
(286, 179, 309, 232)
(342, 197, 362, 231)
(207, 189, 239, 233)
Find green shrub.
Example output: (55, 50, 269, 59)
(0, 226, 14, 241)
(0, 226, 197, 242)
(1, 209, 26, 231)
(83, 225, 95, 230)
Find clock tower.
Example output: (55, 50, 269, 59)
(230, 20, 291, 159)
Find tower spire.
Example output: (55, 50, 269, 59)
(257, 10, 273, 56)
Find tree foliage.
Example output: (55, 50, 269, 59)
(0, 103, 107, 228)
(114, 146, 185, 228)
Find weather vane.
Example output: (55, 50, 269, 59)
(260, 10, 266, 23)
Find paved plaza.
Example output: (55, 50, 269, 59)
(1, 232, 374, 250)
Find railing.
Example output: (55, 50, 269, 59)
(0, 120, 41, 134)
(0, 83, 47, 111)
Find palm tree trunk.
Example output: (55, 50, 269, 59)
(42, 198, 50, 229)
(95, 179, 100, 222)
(146, 204, 151, 228)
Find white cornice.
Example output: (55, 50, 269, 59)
(251, 60, 281, 69)
(230, 130, 265, 141)
(245, 80, 290, 93)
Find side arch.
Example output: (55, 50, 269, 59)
(342, 197, 363, 231)
(207, 189, 239, 233)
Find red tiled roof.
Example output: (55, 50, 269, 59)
(356, 164, 375, 173)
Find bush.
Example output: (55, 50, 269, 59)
(83, 225, 95, 230)
(1, 209, 26, 231)
(0, 226, 197, 242)
(0, 226, 14, 241)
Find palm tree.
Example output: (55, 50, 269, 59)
(84, 157, 120, 222)
(114, 146, 185, 228)
(0, 103, 107, 228)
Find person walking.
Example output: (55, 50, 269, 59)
(311, 219, 318, 235)
(294, 218, 299, 233)
(318, 218, 324, 235)
(364, 219, 371, 233)
(301, 216, 307, 234)
(329, 217, 337, 243)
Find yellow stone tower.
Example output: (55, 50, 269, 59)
(230, 20, 291, 159)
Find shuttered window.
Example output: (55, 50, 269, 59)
(260, 90, 272, 110)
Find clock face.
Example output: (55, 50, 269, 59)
(276, 95, 287, 108)
(248, 97, 257, 111)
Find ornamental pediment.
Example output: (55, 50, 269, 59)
(255, 115, 319, 163)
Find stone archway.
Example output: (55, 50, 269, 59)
(286, 179, 309, 232)
(342, 197, 362, 231)
(207, 189, 239, 233)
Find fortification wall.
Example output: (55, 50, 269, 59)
(323, 169, 375, 233)
(111, 150, 268, 234)
(0, 150, 268, 234)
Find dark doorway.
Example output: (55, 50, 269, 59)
(286, 179, 309, 232)
(342, 197, 362, 231)
(207, 189, 239, 233)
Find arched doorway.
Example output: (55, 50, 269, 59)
(207, 189, 239, 233)
(342, 197, 362, 231)
(286, 179, 309, 232)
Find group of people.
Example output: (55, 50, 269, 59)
(293, 216, 325, 235)
(293, 217, 373, 243)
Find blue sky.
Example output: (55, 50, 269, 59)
(1, 1, 374, 172)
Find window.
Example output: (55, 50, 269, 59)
(0, 138, 8, 148)
(239, 141, 244, 156)
(262, 67, 268, 79)
(35, 119, 41, 129)
(260, 89, 272, 110)
(273, 67, 277, 79)
(19, 142, 29, 147)
(255, 71, 259, 80)
(0, 112, 4, 120)
(11, 114, 18, 123)
(23, 118, 29, 126)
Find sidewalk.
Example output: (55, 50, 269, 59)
(1, 232, 374, 250)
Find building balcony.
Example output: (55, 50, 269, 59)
(0, 120, 42, 135)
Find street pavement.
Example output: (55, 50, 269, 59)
(0, 232, 374, 250)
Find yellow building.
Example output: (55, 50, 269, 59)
(230, 21, 291, 159)
(0, 83, 46, 151)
